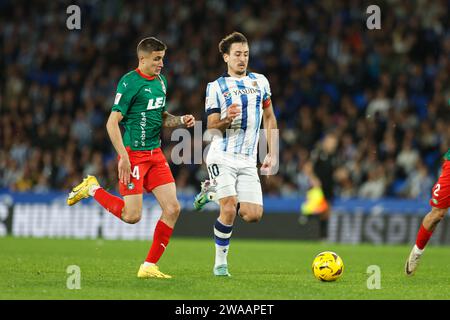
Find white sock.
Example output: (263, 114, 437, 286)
(89, 185, 100, 196)
(143, 261, 155, 267)
(215, 245, 229, 267)
(214, 219, 232, 267)
(413, 244, 424, 255)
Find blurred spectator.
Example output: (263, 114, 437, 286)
(401, 160, 434, 199)
(366, 89, 391, 119)
(334, 167, 356, 199)
(358, 165, 387, 199)
(397, 138, 420, 174)
(71, 110, 93, 148)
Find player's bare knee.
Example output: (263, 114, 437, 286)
(251, 211, 263, 223)
(240, 209, 263, 223)
(431, 207, 448, 221)
(164, 202, 181, 219)
(225, 203, 238, 215)
(122, 214, 141, 224)
(173, 202, 181, 218)
(219, 197, 237, 215)
(241, 213, 260, 223)
(122, 207, 142, 224)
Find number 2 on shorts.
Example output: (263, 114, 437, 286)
(433, 183, 441, 197)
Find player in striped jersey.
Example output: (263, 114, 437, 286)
(194, 32, 278, 276)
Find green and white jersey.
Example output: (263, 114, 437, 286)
(112, 68, 168, 150)
(444, 148, 450, 161)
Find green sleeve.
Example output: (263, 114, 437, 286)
(111, 77, 137, 116)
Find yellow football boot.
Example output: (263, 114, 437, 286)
(67, 175, 100, 206)
(137, 264, 172, 279)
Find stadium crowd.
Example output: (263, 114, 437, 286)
(1, 0, 449, 200)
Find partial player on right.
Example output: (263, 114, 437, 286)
(405, 148, 450, 276)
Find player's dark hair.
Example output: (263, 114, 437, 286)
(137, 37, 167, 56)
(218, 32, 248, 55)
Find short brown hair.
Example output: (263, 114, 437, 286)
(137, 37, 167, 56)
(218, 32, 248, 55)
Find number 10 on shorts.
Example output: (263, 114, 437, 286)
(208, 164, 219, 178)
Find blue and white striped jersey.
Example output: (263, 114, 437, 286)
(205, 72, 271, 167)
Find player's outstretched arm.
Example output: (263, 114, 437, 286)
(106, 111, 131, 185)
(162, 111, 195, 128)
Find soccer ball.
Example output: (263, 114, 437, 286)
(312, 251, 344, 282)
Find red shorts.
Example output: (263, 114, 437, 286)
(430, 160, 450, 209)
(118, 147, 175, 196)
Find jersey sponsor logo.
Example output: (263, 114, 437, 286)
(123, 82, 128, 87)
(231, 87, 259, 96)
(223, 87, 259, 98)
(144, 88, 152, 93)
(147, 97, 165, 110)
(140, 112, 147, 146)
(114, 93, 122, 105)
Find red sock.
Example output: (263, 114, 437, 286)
(146, 220, 173, 264)
(93, 188, 124, 220)
(415, 224, 433, 250)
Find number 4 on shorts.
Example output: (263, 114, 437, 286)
(132, 166, 140, 180)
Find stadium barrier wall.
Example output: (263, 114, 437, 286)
(0, 192, 448, 245)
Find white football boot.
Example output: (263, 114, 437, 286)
(405, 245, 423, 276)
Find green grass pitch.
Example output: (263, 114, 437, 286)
(1, 236, 449, 300)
